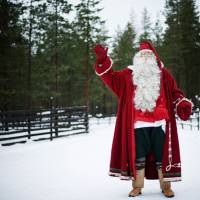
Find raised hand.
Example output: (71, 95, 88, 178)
(93, 44, 108, 65)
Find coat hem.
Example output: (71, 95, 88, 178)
(108, 172, 134, 180)
(163, 177, 182, 182)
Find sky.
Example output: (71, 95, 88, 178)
(69, 0, 200, 36)
(100, 0, 166, 35)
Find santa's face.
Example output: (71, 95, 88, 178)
(132, 50, 161, 112)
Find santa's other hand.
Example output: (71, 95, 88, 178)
(176, 99, 193, 121)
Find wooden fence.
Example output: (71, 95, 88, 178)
(176, 110, 200, 130)
(91, 110, 200, 131)
(0, 106, 88, 146)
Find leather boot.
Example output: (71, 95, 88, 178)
(158, 169, 175, 198)
(128, 169, 144, 197)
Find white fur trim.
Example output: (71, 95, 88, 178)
(132, 50, 161, 112)
(120, 176, 132, 180)
(165, 122, 181, 172)
(163, 177, 182, 182)
(166, 159, 181, 171)
(128, 62, 164, 70)
(108, 172, 134, 180)
(95, 59, 113, 76)
(135, 120, 166, 131)
(173, 96, 184, 105)
(128, 65, 134, 70)
(160, 61, 164, 68)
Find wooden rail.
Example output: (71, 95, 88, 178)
(176, 110, 200, 131)
(0, 106, 88, 146)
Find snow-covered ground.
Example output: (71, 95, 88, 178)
(0, 117, 200, 200)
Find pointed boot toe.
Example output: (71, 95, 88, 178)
(128, 188, 142, 197)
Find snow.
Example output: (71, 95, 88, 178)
(0, 117, 200, 200)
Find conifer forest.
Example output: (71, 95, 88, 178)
(0, 0, 200, 114)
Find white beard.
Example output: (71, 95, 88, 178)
(132, 50, 161, 112)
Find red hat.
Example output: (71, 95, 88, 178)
(139, 41, 162, 68)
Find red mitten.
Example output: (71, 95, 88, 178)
(93, 44, 108, 64)
(176, 99, 193, 121)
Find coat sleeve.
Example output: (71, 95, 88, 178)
(94, 57, 125, 98)
(163, 68, 185, 107)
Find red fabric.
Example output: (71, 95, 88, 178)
(93, 44, 108, 64)
(94, 57, 112, 75)
(139, 42, 151, 50)
(177, 100, 192, 121)
(139, 41, 162, 68)
(135, 41, 169, 122)
(135, 83, 169, 122)
(94, 56, 187, 181)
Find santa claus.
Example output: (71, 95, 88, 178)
(93, 41, 193, 198)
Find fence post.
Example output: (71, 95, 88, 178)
(181, 122, 184, 129)
(5, 113, 9, 131)
(50, 97, 53, 141)
(40, 111, 42, 128)
(85, 106, 89, 133)
(28, 111, 31, 139)
(54, 109, 58, 137)
(68, 109, 71, 127)
(198, 111, 200, 131)
(109, 115, 111, 124)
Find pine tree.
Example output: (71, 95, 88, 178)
(152, 14, 164, 49)
(179, 0, 200, 98)
(163, 0, 200, 98)
(112, 22, 137, 69)
(0, 0, 27, 111)
(44, 0, 72, 106)
(73, 0, 107, 108)
(163, 0, 183, 88)
(139, 7, 152, 42)
(28, 0, 72, 108)
(89, 24, 111, 115)
(21, 0, 46, 109)
(58, 26, 85, 107)
(103, 22, 137, 116)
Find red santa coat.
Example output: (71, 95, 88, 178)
(94, 57, 184, 182)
